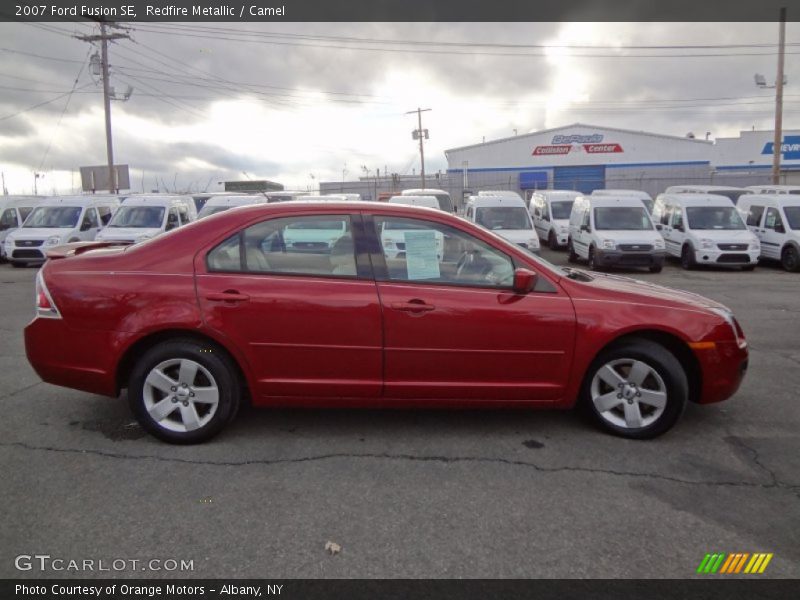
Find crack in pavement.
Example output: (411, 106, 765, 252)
(0, 381, 43, 401)
(2, 440, 800, 495)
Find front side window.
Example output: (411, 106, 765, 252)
(207, 215, 357, 278)
(685, 207, 745, 230)
(671, 207, 684, 230)
(0, 208, 17, 229)
(375, 216, 514, 288)
(746, 205, 765, 227)
(84, 208, 99, 229)
(178, 205, 190, 224)
(109, 206, 166, 229)
(166, 208, 180, 230)
(24, 206, 82, 228)
(764, 207, 784, 230)
(660, 205, 673, 226)
(18, 207, 33, 222)
(475, 207, 532, 230)
(594, 207, 653, 231)
(783, 206, 800, 230)
(97, 206, 113, 225)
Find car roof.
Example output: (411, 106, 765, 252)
(388, 195, 439, 206)
(36, 195, 121, 206)
(401, 188, 448, 195)
(0, 196, 44, 208)
(667, 185, 747, 192)
(581, 196, 649, 208)
(659, 193, 734, 206)
(468, 195, 527, 207)
(592, 189, 652, 199)
(739, 193, 800, 206)
(203, 195, 263, 206)
(121, 195, 191, 205)
(533, 190, 582, 200)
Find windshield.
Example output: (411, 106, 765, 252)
(475, 207, 532, 230)
(642, 198, 654, 213)
(550, 201, 574, 220)
(594, 207, 653, 230)
(108, 206, 165, 228)
(784, 206, 800, 230)
(198, 205, 231, 218)
(24, 206, 82, 228)
(686, 206, 745, 230)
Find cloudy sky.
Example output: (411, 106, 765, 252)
(0, 21, 797, 195)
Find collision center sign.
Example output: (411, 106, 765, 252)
(533, 134, 624, 156)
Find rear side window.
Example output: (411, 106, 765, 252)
(207, 215, 358, 278)
(746, 205, 765, 227)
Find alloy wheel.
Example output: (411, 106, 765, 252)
(142, 358, 219, 433)
(590, 358, 667, 429)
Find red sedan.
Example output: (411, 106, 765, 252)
(25, 202, 748, 443)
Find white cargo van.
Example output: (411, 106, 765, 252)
(592, 189, 654, 214)
(664, 185, 749, 205)
(465, 194, 540, 253)
(737, 194, 800, 271)
(197, 194, 269, 219)
(651, 194, 760, 270)
(401, 188, 454, 213)
(0, 196, 41, 261)
(96, 195, 196, 244)
(568, 195, 666, 272)
(382, 195, 444, 260)
(4, 195, 120, 266)
(745, 185, 800, 195)
(529, 190, 581, 250)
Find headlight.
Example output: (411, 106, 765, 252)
(601, 239, 616, 250)
(383, 239, 395, 248)
(653, 238, 665, 249)
(528, 238, 539, 249)
(45, 236, 62, 246)
(709, 306, 745, 346)
(700, 238, 714, 249)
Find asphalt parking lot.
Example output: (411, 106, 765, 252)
(0, 251, 798, 579)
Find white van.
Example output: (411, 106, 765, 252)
(529, 190, 581, 250)
(0, 196, 42, 261)
(664, 185, 750, 205)
(568, 195, 666, 272)
(651, 194, 760, 270)
(745, 185, 800, 195)
(401, 188, 454, 213)
(96, 195, 196, 244)
(465, 194, 540, 253)
(197, 194, 269, 219)
(737, 194, 800, 271)
(4, 195, 120, 267)
(592, 189, 654, 214)
(264, 191, 312, 202)
(382, 195, 444, 260)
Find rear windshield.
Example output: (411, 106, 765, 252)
(784, 206, 800, 230)
(198, 205, 231, 219)
(24, 206, 81, 228)
(686, 206, 745, 230)
(594, 206, 653, 230)
(476, 206, 532, 230)
(108, 206, 165, 228)
(550, 201, 574, 220)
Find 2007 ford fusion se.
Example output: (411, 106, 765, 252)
(24, 201, 748, 443)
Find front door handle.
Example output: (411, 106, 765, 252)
(390, 299, 435, 314)
(205, 290, 250, 303)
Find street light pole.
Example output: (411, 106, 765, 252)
(772, 7, 787, 184)
(407, 107, 431, 189)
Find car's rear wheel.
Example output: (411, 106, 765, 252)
(781, 245, 800, 272)
(567, 239, 578, 263)
(582, 340, 688, 439)
(128, 339, 240, 444)
(680, 244, 695, 270)
(11, 262, 26, 268)
(588, 246, 600, 271)
(548, 230, 559, 250)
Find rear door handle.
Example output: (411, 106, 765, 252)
(390, 299, 435, 313)
(205, 290, 250, 303)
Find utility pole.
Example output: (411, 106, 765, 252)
(772, 7, 787, 184)
(76, 22, 129, 193)
(407, 108, 431, 188)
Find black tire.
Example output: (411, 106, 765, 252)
(11, 262, 26, 268)
(588, 246, 600, 271)
(680, 244, 695, 270)
(741, 264, 756, 272)
(649, 264, 663, 273)
(128, 338, 241, 444)
(581, 339, 688, 439)
(781, 245, 800, 272)
(567, 239, 579, 263)
(548, 230, 559, 251)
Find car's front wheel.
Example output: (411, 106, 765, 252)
(582, 339, 688, 439)
(128, 339, 240, 444)
(781, 245, 800, 272)
(567, 239, 579, 263)
(548, 230, 559, 250)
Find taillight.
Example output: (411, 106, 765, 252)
(35, 270, 61, 319)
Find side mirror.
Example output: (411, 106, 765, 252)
(512, 268, 537, 294)
(775, 224, 785, 234)
(655, 224, 663, 231)
(674, 225, 684, 232)
(580, 224, 590, 232)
